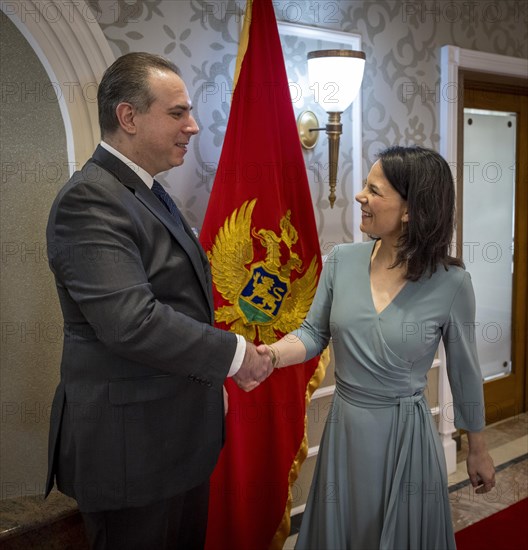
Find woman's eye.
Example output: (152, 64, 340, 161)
(362, 180, 379, 195)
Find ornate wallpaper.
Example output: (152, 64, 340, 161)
(86, 0, 527, 247)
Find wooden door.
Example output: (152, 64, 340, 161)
(461, 76, 527, 423)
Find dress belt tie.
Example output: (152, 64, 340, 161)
(335, 382, 425, 409)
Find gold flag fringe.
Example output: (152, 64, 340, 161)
(233, 0, 253, 90)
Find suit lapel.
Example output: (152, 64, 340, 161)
(134, 189, 214, 311)
(90, 146, 214, 314)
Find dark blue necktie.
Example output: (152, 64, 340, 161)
(151, 180, 211, 299)
(152, 180, 183, 228)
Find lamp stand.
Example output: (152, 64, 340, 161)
(297, 110, 343, 208)
(326, 112, 342, 209)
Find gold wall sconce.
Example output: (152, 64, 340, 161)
(297, 50, 366, 208)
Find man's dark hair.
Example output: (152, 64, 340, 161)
(97, 52, 180, 138)
(377, 145, 464, 281)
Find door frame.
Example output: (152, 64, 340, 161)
(440, 46, 528, 425)
(440, 46, 527, 170)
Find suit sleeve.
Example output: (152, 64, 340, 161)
(47, 178, 236, 387)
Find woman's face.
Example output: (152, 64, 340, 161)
(355, 160, 408, 239)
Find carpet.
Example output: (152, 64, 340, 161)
(455, 498, 528, 550)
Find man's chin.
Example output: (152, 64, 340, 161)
(171, 158, 185, 168)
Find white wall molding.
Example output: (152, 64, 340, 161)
(436, 344, 457, 474)
(1, 0, 115, 172)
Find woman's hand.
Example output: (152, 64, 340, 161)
(466, 432, 496, 494)
(255, 337, 307, 369)
(256, 344, 279, 368)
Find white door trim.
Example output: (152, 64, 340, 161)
(440, 46, 528, 171)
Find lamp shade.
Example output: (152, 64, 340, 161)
(307, 50, 366, 113)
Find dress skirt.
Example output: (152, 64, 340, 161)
(295, 384, 456, 550)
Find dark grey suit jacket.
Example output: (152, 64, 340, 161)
(45, 146, 237, 512)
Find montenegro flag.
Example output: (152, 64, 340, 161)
(200, 1, 327, 548)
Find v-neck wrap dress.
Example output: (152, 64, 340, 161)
(293, 242, 485, 550)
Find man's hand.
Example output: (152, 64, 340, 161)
(233, 342, 274, 392)
(223, 385, 229, 416)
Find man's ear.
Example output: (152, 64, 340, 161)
(115, 102, 137, 135)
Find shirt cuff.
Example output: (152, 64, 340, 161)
(227, 334, 246, 377)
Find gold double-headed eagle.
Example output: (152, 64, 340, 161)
(207, 199, 318, 344)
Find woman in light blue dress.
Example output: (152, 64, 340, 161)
(261, 146, 495, 549)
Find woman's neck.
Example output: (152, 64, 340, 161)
(371, 238, 400, 269)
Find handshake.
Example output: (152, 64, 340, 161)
(233, 341, 280, 392)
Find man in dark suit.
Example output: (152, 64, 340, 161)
(45, 52, 273, 549)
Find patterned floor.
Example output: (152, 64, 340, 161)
(285, 412, 528, 549)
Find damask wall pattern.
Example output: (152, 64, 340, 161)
(87, 0, 527, 247)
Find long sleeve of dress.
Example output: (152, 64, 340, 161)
(442, 271, 486, 432)
(291, 245, 338, 360)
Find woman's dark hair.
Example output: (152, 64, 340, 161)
(377, 145, 464, 281)
(97, 52, 180, 138)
